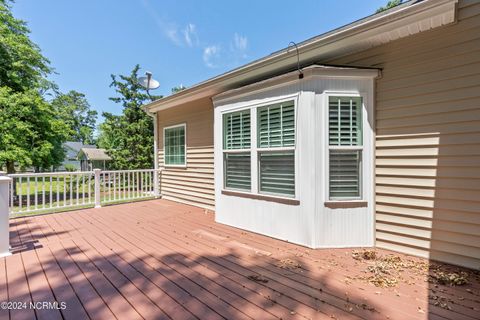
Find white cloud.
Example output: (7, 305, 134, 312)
(141, 0, 198, 47)
(203, 45, 221, 68)
(183, 23, 198, 47)
(165, 27, 181, 45)
(233, 33, 248, 51)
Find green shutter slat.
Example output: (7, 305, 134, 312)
(259, 151, 295, 197)
(329, 97, 362, 147)
(224, 153, 251, 190)
(257, 101, 295, 148)
(329, 150, 361, 199)
(224, 110, 251, 150)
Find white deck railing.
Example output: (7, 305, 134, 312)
(5, 169, 161, 216)
(99, 169, 158, 205)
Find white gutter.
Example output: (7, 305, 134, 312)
(144, 0, 456, 113)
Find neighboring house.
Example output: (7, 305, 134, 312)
(58, 141, 96, 171)
(143, 0, 480, 269)
(78, 148, 112, 171)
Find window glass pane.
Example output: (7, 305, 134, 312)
(224, 153, 251, 190)
(259, 151, 295, 197)
(223, 110, 251, 149)
(164, 126, 186, 165)
(329, 150, 361, 199)
(258, 101, 295, 148)
(329, 97, 362, 146)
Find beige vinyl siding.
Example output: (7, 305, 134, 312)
(157, 98, 215, 210)
(327, 0, 480, 268)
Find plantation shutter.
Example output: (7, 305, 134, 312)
(224, 153, 251, 190)
(223, 110, 251, 191)
(259, 151, 295, 197)
(329, 150, 361, 198)
(329, 97, 362, 146)
(224, 110, 251, 150)
(164, 126, 185, 165)
(258, 101, 295, 148)
(328, 96, 363, 199)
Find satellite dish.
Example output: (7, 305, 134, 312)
(138, 71, 160, 90)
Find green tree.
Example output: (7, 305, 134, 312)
(97, 65, 161, 169)
(0, 0, 51, 92)
(171, 85, 186, 94)
(376, 0, 402, 13)
(0, 87, 70, 173)
(51, 90, 98, 145)
(0, 0, 69, 173)
(97, 113, 120, 151)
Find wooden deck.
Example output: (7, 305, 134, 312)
(1, 199, 479, 320)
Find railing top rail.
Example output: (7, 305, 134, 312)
(9, 171, 94, 178)
(8, 169, 162, 178)
(102, 169, 161, 174)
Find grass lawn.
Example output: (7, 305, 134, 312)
(14, 175, 93, 196)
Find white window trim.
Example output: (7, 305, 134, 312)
(324, 92, 365, 202)
(163, 123, 187, 168)
(221, 94, 299, 200)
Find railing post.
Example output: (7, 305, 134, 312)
(0, 173, 12, 258)
(94, 169, 101, 208)
(153, 169, 160, 198)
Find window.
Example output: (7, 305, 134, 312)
(223, 110, 251, 190)
(328, 96, 362, 200)
(164, 124, 186, 166)
(257, 101, 295, 197)
(224, 153, 251, 190)
(258, 102, 295, 148)
(259, 151, 295, 196)
(224, 110, 251, 149)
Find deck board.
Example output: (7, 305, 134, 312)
(0, 199, 479, 320)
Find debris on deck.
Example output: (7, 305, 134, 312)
(275, 258, 302, 270)
(350, 249, 478, 289)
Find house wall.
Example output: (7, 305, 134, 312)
(327, 0, 480, 268)
(157, 97, 215, 210)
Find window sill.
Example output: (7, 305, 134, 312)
(222, 190, 300, 205)
(324, 201, 368, 209)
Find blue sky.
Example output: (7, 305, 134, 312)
(13, 0, 388, 124)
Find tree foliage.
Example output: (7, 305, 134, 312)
(97, 65, 161, 169)
(0, 0, 51, 92)
(0, 87, 70, 172)
(376, 0, 402, 13)
(51, 90, 98, 145)
(0, 0, 72, 173)
(171, 85, 186, 94)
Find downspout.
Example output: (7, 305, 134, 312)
(144, 108, 160, 198)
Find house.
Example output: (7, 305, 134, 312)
(143, 0, 480, 269)
(78, 147, 112, 171)
(57, 141, 96, 171)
